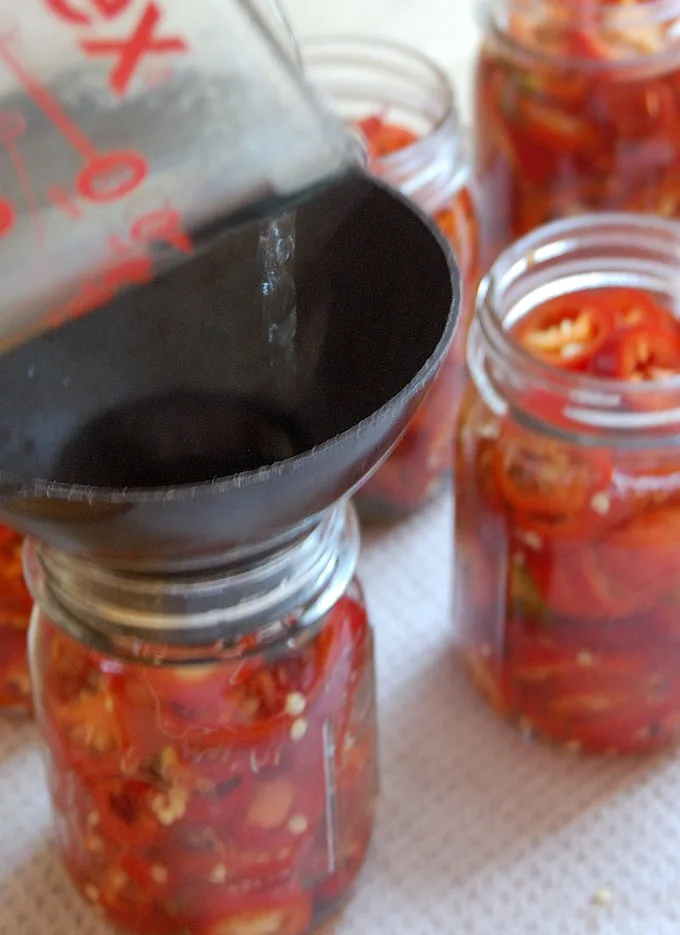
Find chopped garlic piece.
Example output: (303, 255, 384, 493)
(209, 864, 228, 884)
(560, 342, 584, 360)
(287, 814, 309, 836)
(593, 886, 613, 907)
(290, 718, 308, 742)
(590, 492, 611, 515)
(150, 865, 168, 884)
(151, 786, 189, 826)
(284, 692, 306, 717)
(518, 530, 543, 551)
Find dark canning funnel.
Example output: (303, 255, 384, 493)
(0, 173, 460, 568)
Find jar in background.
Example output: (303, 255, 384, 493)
(304, 37, 480, 521)
(0, 524, 33, 714)
(27, 504, 377, 935)
(455, 214, 680, 755)
(474, 0, 680, 261)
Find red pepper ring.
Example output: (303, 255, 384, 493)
(494, 419, 613, 533)
(588, 323, 680, 380)
(513, 293, 616, 370)
(111, 623, 347, 759)
(166, 599, 359, 755)
(355, 115, 420, 161)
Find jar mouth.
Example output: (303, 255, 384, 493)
(472, 213, 680, 443)
(481, 0, 680, 66)
(301, 35, 468, 208)
(24, 503, 360, 654)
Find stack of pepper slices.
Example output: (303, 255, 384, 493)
(0, 525, 33, 713)
(457, 285, 680, 754)
(34, 594, 375, 935)
(475, 0, 680, 256)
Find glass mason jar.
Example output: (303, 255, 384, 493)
(304, 36, 480, 520)
(0, 524, 33, 714)
(455, 213, 680, 756)
(26, 503, 377, 935)
(474, 0, 680, 262)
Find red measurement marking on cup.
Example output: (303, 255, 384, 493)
(0, 36, 149, 204)
(0, 199, 15, 239)
(45, 185, 83, 220)
(130, 205, 192, 254)
(0, 109, 45, 242)
(46, 204, 194, 327)
(46, 1, 130, 25)
(46, 1, 189, 96)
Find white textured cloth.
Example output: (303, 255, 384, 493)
(2, 491, 680, 934)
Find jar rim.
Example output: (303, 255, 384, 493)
(471, 212, 680, 444)
(479, 0, 680, 66)
(24, 503, 361, 655)
(301, 34, 469, 207)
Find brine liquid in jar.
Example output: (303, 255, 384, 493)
(474, 0, 680, 261)
(0, 523, 33, 715)
(27, 503, 377, 935)
(456, 213, 680, 756)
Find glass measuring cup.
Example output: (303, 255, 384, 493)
(0, 0, 356, 352)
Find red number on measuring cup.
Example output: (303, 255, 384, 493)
(46, 1, 189, 96)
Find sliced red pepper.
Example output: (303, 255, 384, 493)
(93, 778, 166, 849)
(495, 420, 612, 534)
(36, 589, 374, 935)
(194, 890, 312, 935)
(512, 293, 616, 370)
(514, 95, 599, 154)
(588, 323, 680, 380)
(516, 693, 680, 754)
(356, 115, 419, 161)
(592, 507, 680, 610)
(525, 533, 669, 622)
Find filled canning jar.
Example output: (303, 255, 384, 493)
(0, 524, 33, 714)
(474, 0, 680, 261)
(26, 503, 377, 935)
(455, 213, 680, 755)
(304, 37, 480, 520)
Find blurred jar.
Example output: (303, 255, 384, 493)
(27, 503, 377, 935)
(474, 0, 680, 261)
(455, 213, 680, 755)
(304, 36, 480, 521)
(0, 524, 33, 714)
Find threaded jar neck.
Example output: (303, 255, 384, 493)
(302, 35, 468, 215)
(469, 212, 680, 446)
(479, 0, 680, 66)
(24, 502, 361, 657)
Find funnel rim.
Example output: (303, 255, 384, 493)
(2, 177, 459, 505)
